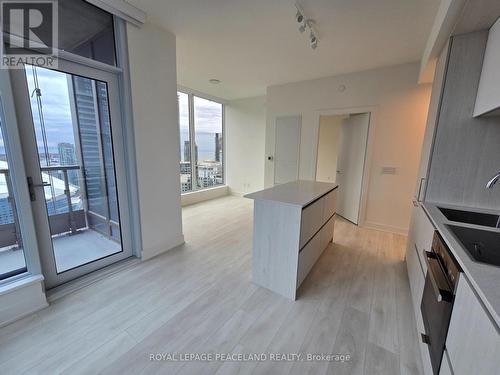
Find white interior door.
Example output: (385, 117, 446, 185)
(336, 113, 370, 224)
(274, 115, 301, 185)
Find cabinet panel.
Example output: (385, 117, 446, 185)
(297, 231, 321, 288)
(415, 41, 450, 201)
(322, 190, 337, 223)
(446, 276, 500, 375)
(300, 197, 324, 248)
(474, 18, 500, 117)
(297, 216, 333, 288)
(414, 206, 435, 274)
(406, 241, 425, 322)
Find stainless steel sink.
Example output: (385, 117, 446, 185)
(438, 207, 499, 228)
(447, 225, 500, 267)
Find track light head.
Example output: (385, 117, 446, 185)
(310, 32, 318, 49)
(296, 11, 304, 23)
(298, 22, 306, 33)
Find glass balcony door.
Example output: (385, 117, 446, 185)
(9, 58, 132, 289)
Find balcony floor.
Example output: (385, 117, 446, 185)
(0, 229, 120, 275)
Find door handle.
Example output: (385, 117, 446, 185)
(421, 333, 430, 345)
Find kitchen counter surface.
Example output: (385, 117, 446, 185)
(423, 202, 500, 328)
(244, 180, 338, 208)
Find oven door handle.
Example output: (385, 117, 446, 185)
(423, 250, 453, 303)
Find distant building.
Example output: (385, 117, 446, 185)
(183, 141, 198, 164)
(70, 76, 119, 221)
(57, 142, 79, 185)
(197, 160, 223, 188)
(58, 143, 76, 165)
(215, 133, 222, 162)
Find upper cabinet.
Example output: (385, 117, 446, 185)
(474, 17, 500, 117)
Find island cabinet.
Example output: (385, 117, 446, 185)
(245, 180, 338, 300)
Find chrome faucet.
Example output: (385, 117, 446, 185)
(486, 171, 500, 189)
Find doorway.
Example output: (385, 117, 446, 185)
(7, 59, 133, 288)
(316, 113, 370, 225)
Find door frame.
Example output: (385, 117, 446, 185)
(0, 69, 43, 282)
(8, 57, 134, 288)
(313, 106, 377, 227)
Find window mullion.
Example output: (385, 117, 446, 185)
(188, 93, 196, 191)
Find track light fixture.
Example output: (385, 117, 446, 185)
(295, 3, 319, 50)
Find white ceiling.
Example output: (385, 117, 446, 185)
(130, 0, 440, 100)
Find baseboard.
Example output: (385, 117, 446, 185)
(0, 275, 48, 328)
(363, 221, 409, 235)
(181, 186, 229, 206)
(229, 189, 245, 197)
(141, 235, 185, 261)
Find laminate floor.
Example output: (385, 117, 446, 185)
(0, 196, 423, 375)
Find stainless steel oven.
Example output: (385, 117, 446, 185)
(420, 231, 461, 375)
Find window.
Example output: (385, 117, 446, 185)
(0, 99, 27, 281)
(177, 92, 224, 193)
(2, 0, 117, 66)
(59, 0, 116, 65)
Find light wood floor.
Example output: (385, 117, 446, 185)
(0, 196, 423, 375)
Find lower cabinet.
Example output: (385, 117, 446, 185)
(405, 203, 435, 375)
(297, 216, 334, 288)
(445, 276, 500, 375)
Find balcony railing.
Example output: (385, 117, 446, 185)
(0, 165, 119, 251)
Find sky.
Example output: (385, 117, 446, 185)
(1, 67, 223, 157)
(25, 66, 75, 150)
(178, 92, 222, 134)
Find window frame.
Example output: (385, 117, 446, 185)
(177, 89, 225, 194)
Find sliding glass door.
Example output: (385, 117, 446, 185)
(9, 58, 132, 288)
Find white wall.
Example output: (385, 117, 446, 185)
(316, 115, 343, 183)
(225, 96, 266, 195)
(265, 63, 432, 233)
(127, 22, 184, 259)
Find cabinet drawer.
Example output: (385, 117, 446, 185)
(297, 217, 333, 288)
(414, 207, 435, 273)
(322, 190, 337, 223)
(300, 197, 325, 248)
(406, 243, 425, 324)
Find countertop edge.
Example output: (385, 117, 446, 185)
(422, 202, 500, 329)
(244, 181, 338, 208)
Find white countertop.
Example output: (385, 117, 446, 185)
(423, 202, 500, 328)
(244, 180, 338, 208)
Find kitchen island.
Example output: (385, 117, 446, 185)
(245, 180, 338, 300)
